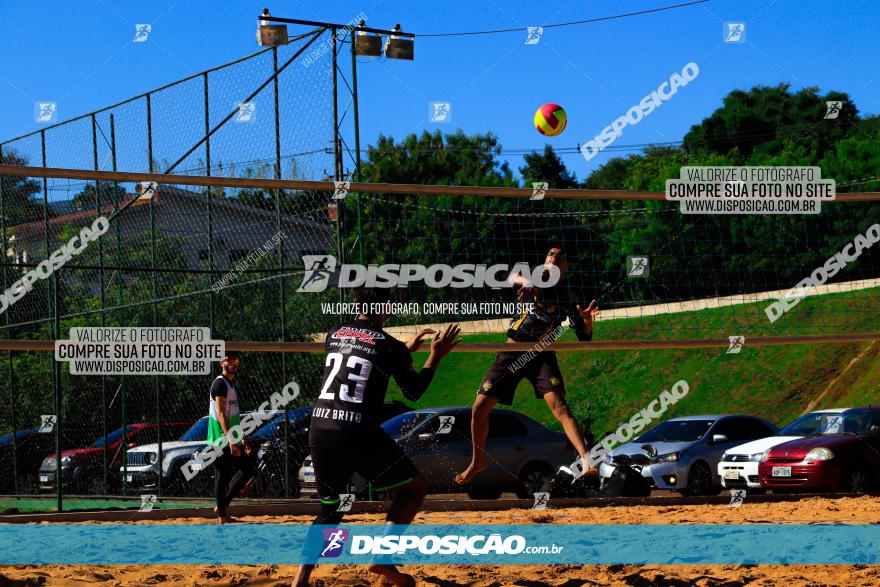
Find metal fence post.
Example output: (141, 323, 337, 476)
(41, 130, 63, 512)
(91, 114, 109, 496)
(0, 144, 16, 495)
(204, 72, 215, 333)
(350, 29, 364, 265)
(331, 29, 345, 305)
(109, 114, 120, 495)
(272, 46, 292, 498)
(147, 92, 162, 497)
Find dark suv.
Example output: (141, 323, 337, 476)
(249, 407, 313, 498)
(251, 401, 411, 498)
(0, 426, 90, 494)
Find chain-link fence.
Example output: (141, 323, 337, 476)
(3, 26, 880, 511)
(0, 29, 345, 508)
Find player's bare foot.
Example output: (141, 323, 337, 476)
(217, 515, 237, 524)
(292, 564, 314, 587)
(454, 459, 486, 485)
(577, 457, 599, 478)
(368, 564, 416, 587)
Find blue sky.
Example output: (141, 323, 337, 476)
(0, 0, 877, 182)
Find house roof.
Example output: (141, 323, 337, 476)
(11, 183, 328, 242)
(11, 194, 148, 240)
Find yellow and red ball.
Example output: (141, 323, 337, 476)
(534, 103, 567, 136)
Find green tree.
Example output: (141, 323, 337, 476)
(519, 145, 578, 188)
(682, 84, 857, 161)
(71, 182, 127, 212)
(0, 150, 46, 225)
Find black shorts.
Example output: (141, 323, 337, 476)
(477, 350, 565, 406)
(309, 427, 418, 503)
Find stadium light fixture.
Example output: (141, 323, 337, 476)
(256, 14, 414, 59)
(354, 21, 382, 57)
(257, 8, 289, 46)
(384, 24, 414, 60)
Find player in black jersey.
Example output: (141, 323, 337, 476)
(455, 245, 600, 486)
(293, 287, 461, 587)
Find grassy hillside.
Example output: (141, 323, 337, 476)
(387, 287, 880, 436)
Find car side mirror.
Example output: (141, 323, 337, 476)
(711, 434, 728, 444)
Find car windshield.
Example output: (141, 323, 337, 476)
(636, 420, 714, 443)
(250, 409, 311, 439)
(781, 412, 842, 436)
(90, 425, 137, 448)
(381, 412, 435, 439)
(179, 418, 209, 441)
(811, 412, 876, 436)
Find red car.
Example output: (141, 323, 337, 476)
(38, 421, 193, 494)
(758, 407, 880, 493)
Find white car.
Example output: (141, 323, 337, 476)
(124, 416, 212, 495)
(718, 408, 849, 491)
(124, 411, 278, 496)
(597, 414, 777, 496)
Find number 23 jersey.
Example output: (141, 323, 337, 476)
(310, 318, 431, 434)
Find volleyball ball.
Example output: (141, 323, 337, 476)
(534, 103, 567, 136)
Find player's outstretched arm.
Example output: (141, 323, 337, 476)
(405, 327, 436, 353)
(572, 299, 600, 341)
(424, 323, 462, 369)
(394, 324, 462, 401)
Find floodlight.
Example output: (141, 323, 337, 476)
(384, 24, 414, 60)
(354, 21, 382, 57)
(257, 9, 288, 46)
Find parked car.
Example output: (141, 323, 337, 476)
(252, 400, 412, 498)
(39, 421, 193, 494)
(598, 415, 778, 496)
(718, 408, 848, 491)
(299, 406, 573, 500)
(123, 417, 211, 496)
(758, 407, 880, 493)
(125, 412, 278, 497)
(249, 407, 313, 498)
(0, 425, 91, 494)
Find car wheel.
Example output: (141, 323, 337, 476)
(87, 474, 106, 496)
(680, 461, 714, 496)
(16, 475, 38, 495)
(842, 466, 872, 494)
(163, 472, 190, 497)
(70, 467, 92, 494)
(467, 487, 502, 500)
(263, 473, 285, 498)
(515, 463, 555, 499)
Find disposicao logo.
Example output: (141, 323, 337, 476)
(320, 528, 349, 558)
(297, 255, 560, 293)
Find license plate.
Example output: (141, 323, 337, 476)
(303, 472, 315, 482)
(724, 470, 741, 480)
(127, 473, 134, 483)
(39, 474, 49, 483)
(772, 466, 792, 477)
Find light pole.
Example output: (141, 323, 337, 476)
(255, 13, 415, 265)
